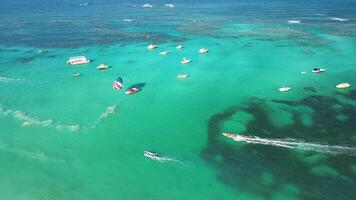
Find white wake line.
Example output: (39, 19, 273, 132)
(233, 135, 356, 156)
(156, 156, 183, 164)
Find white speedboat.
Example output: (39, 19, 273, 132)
(312, 68, 326, 73)
(72, 73, 81, 77)
(222, 132, 243, 141)
(198, 48, 209, 54)
(144, 151, 159, 160)
(67, 56, 90, 65)
(147, 44, 157, 50)
(176, 45, 184, 49)
(177, 74, 189, 79)
(288, 20, 301, 24)
(181, 58, 191, 64)
(336, 83, 351, 89)
(165, 4, 174, 8)
(159, 51, 170, 55)
(97, 64, 110, 70)
(279, 87, 291, 92)
(142, 3, 153, 8)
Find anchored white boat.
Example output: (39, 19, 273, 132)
(176, 45, 184, 49)
(72, 73, 81, 77)
(159, 51, 170, 55)
(97, 64, 110, 70)
(177, 74, 189, 79)
(142, 3, 153, 8)
(288, 20, 301, 24)
(126, 87, 140, 95)
(198, 48, 209, 54)
(181, 58, 191, 64)
(165, 4, 174, 8)
(279, 87, 291, 92)
(312, 68, 326, 73)
(67, 56, 90, 65)
(144, 151, 159, 160)
(336, 83, 351, 89)
(147, 44, 157, 50)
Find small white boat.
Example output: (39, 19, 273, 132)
(177, 74, 189, 79)
(312, 68, 326, 73)
(144, 151, 159, 160)
(72, 73, 81, 77)
(181, 58, 191, 64)
(301, 71, 307, 74)
(330, 17, 349, 22)
(279, 87, 291, 92)
(288, 20, 301, 24)
(198, 48, 209, 54)
(165, 4, 174, 8)
(159, 51, 170, 55)
(126, 87, 140, 95)
(222, 132, 243, 141)
(97, 64, 110, 70)
(336, 83, 351, 89)
(142, 3, 153, 8)
(147, 44, 157, 50)
(176, 45, 184, 49)
(123, 19, 134, 22)
(67, 56, 90, 65)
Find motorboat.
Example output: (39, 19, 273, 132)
(142, 3, 153, 8)
(176, 45, 184, 49)
(67, 56, 90, 65)
(336, 83, 351, 89)
(72, 73, 81, 77)
(301, 71, 307, 74)
(198, 48, 209, 54)
(144, 151, 159, 160)
(165, 4, 174, 8)
(126, 87, 140, 95)
(159, 51, 170, 55)
(288, 20, 301, 24)
(222, 132, 243, 141)
(279, 87, 291, 92)
(177, 74, 189, 79)
(312, 68, 326, 73)
(123, 19, 134, 22)
(97, 64, 110, 70)
(147, 44, 157, 50)
(181, 58, 191, 64)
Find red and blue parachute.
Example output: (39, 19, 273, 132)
(113, 77, 124, 90)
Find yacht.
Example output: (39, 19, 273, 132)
(147, 44, 157, 50)
(67, 56, 90, 65)
(181, 58, 191, 64)
(159, 51, 170, 55)
(97, 64, 110, 70)
(336, 83, 351, 89)
(198, 48, 209, 54)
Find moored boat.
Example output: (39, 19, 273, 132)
(126, 87, 140, 95)
(159, 51, 170, 55)
(198, 48, 209, 54)
(67, 56, 90, 65)
(72, 73, 81, 77)
(312, 68, 326, 73)
(177, 74, 189, 79)
(181, 58, 191, 64)
(279, 87, 291, 92)
(336, 83, 351, 89)
(147, 44, 157, 50)
(97, 64, 110, 70)
(176, 45, 184, 49)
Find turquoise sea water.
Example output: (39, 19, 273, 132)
(1, 0, 356, 199)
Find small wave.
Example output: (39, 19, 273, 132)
(229, 134, 356, 156)
(91, 105, 117, 128)
(0, 76, 46, 84)
(157, 156, 183, 164)
(330, 17, 349, 22)
(0, 105, 81, 132)
(0, 141, 63, 162)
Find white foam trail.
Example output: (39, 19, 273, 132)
(330, 17, 349, 22)
(0, 105, 81, 132)
(0, 76, 47, 84)
(0, 141, 63, 162)
(91, 105, 117, 128)
(157, 156, 183, 164)
(231, 135, 356, 156)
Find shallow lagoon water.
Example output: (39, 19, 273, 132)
(0, 0, 356, 199)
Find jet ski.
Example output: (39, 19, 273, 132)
(144, 151, 159, 160)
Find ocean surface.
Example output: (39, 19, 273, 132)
(0, 0, 356, 199)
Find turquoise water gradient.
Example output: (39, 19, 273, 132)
(1, 0, 356, 199)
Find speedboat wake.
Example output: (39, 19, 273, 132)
(222, 132, 356, 156)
